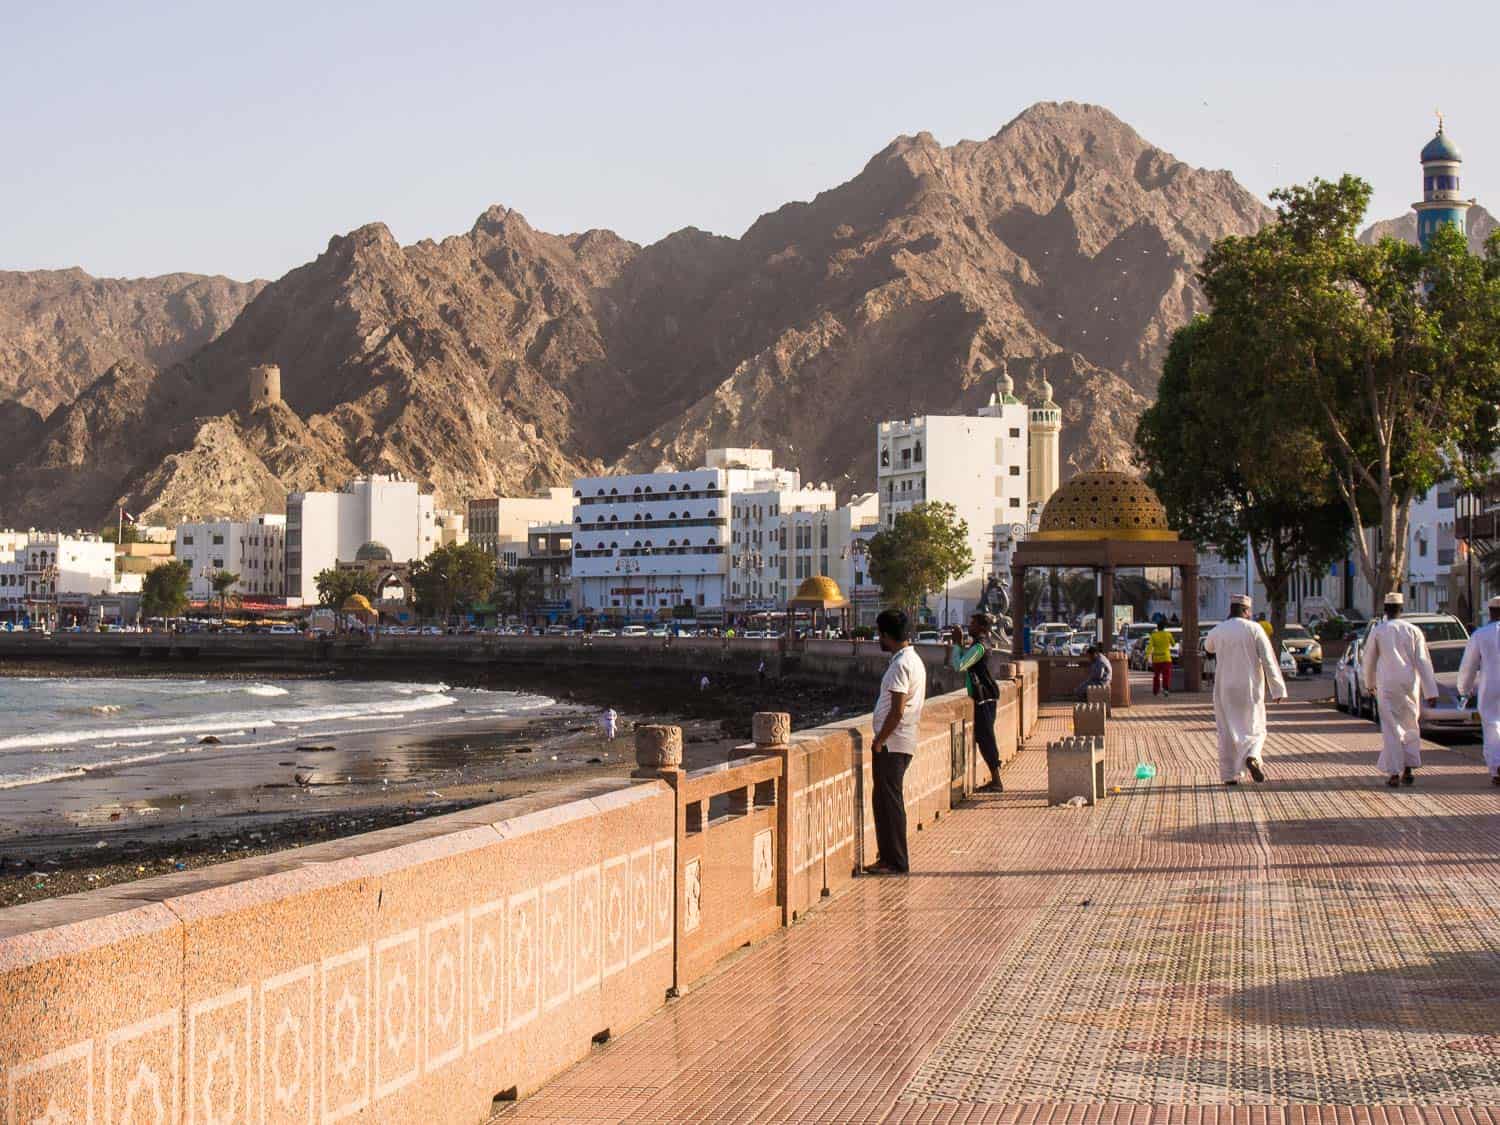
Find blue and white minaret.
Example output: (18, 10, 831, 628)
(1414, 114, 1472, 249)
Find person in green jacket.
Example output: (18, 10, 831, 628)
(949, 613, 1004, 792)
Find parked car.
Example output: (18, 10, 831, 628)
(593, 628, 617, 637)
(1419, 640, 1481, 737)
(648, 626, 669, 638)
(1064, 631, 1093, 656)
(1403, 612, 1470, 644)
(1280, 623, 1324, 674)
(620, 625, 649, 637)
(1333, 637, 1361, 713)
(1279, 643, 1298, 679)
(267, 623, 298, 636)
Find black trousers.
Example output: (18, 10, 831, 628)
(974, 698, 1000, 772)
(871, 750, 911, 872)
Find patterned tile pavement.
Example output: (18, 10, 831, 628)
(494, 691, 1500, 1123)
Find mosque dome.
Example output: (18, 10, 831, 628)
(994, 365, 1021, 405)
(1033, 467, 1177, 541)
(1421, 129, 1463, 163)
(1037, 375, 1058, 409)
(354, 540, 393, 563)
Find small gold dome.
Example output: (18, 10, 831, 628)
(789, 575, 847, 607)
(1034, 469, 1177, 541)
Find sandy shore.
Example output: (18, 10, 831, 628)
(0, 663, 865, 906)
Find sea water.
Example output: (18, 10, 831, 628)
(0, 676, 555, 789)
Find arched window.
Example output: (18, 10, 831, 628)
(880, 447, 890, 466)
(644, 512, 653, 520)
(596, 488, 605, 496)
(610, 541, 618, 549)
(609, 514, 619, 523)
(633, 485, 642, 494)
(668, 539, 677, 547)
(668, 512, 677, 520)
(609, 487, 618, 496)
(667, 483, 677, 492)
(643, 485, 653, 494)
(633, 513, 642, 522)
(573, 490, 582, 498)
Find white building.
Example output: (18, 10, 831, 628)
(876, 371, 1034, 626)
(729, 478, 829, 611)
(175, 515, 287, 602)
(571, 449, 798, 621)
(0, 533, 116, 624)
(285, 475, 438, 604)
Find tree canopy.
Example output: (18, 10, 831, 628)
(866, 502, 973, 616)
(494, 565, 540, 621)
(1160, 174, 1500, 614)
(141, 560, 190, 620)
(410, 543, 496, 622)
(314, 567, 376, 609)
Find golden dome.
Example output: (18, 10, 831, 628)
(788, 575, 847, 607)
(1034, 469, 1177, 541)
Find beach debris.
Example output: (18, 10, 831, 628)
(295, 745, 335, 753)
(1063, 795, 1089, 808)
(294, 773, 314, 788)
(136, 807, 159, 816)
(514, 747, 533, 754)
(199, 735, 221, 745)
(94, 840, 107, 849)
(426, 791, 443, 798)
(278, 761, 296, 766)
(109, 812, 122, 821)
(588, 757, 603, 764)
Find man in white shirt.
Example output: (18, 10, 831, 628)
(1203, 593, 1286, 785)
(1362, 591, 1439, 788)
(1456, 595, 1500, 787)
(867, 608, 927, 875)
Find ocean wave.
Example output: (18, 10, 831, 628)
(0, 691, 459, 754)
(89, 704, 123, 714)
(243, 684, 289, 697)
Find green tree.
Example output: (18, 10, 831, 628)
(866, 502, 973, 617)
(1137, 315, 1352, 642)
(1195, 175, 1500, 612)
(410, 543, 496, 623)
(494, 565, 540, 623)
(141, 560, 191, 621)
(314, 567, 376, 609)
(101, 523, 140, 544)
(210, 570, 239, 621)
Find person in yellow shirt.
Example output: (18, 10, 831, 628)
(1147, 620, 1175, 697)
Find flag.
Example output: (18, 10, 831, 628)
(120, 507, 137, 523)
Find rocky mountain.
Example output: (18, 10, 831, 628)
(1360, 203, 1497, 252)
(0, 268, 265, 416)
(0, 102, 1272, 529)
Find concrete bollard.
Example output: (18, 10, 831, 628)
(1046, 735, 1106, 806)
(1085, 683, 1111, 715)
(752, 711, 791, 749)
(632, 723, 684, 779)
(1073, 701, 1107, 739)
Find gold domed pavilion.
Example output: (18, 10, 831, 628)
(1034, 468, 1177, 542)
(1011, 466, 1202, 695)
(786, 575, 849, 636)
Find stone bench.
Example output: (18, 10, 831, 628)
(1085, 683, 1111, 714)
(1073, 700, 1107, 738)
(1047, 735, 1106, 806)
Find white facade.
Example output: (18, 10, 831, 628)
(0, 533, 116, 621)
(571, 450, 798, 618)
(285, 476, 438, 604)
(729, 482, 833, 610)
(876, 382, 1031, 626)
(175, 515, 287, 601)
(467, 488, 571, 563)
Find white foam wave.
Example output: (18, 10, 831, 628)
(243, 684, 289, 697)
(0, 692, 459, 754)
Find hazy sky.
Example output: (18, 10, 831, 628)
(2, 0, 1495, 281)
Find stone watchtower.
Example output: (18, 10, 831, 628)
(247, 364, 282, 412)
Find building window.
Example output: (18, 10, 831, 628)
(212, 534, 224, 545)
(913, 441, 923, 463)
(1009, 465, 1020, 476)
(1437, 489, 1455, 509)
(1009, 428, 1020, 439)
(1008, 498, 1020, 508)
(182, 535, 194, 545)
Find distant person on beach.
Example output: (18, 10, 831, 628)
(600, 708, 618, 741)
(699, 674, 710, 692)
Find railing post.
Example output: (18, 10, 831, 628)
(632, 724, 684, 993)
(749, 711, 793, 926)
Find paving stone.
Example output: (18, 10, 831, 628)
(494, 694, 1500, 1121)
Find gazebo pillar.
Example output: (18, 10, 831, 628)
(1011, 563, 1026, 660)
(1182, 562, 1201, 692)
(1099, 565, 1116, 650)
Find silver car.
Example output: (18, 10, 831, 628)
(1420, 640, 1482, 736)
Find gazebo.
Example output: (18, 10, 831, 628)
(1011, 468, 1202, 694)
(786, 575, 850, 637)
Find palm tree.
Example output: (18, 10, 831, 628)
(495, 566, 540, 625)
(210, 570, 240, 622)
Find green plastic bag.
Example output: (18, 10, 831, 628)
(1134, 762, 1157, 780)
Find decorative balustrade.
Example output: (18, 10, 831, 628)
(0, 665, 1038, 1125)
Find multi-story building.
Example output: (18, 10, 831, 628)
(571, 449, 795, 621)
(778, 492, 879, 606)
(519, 523, 575, 621)
(0, 533, 117, 625)
(729, 480, 832, 612)
(175, 515, 287, 602)
(467, 488, 572, 564)
(876, 371, 1035, 626)
(285, 475, 438, 605)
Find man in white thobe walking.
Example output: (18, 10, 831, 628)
(1457, 595, 1500, 787)
(1203, 594, 1286, 785)
(1361, 591, 1439, 788)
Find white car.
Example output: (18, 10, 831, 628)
(914, 630, 943, 644)
(267, 624, 298, 636)
(593, 628, 617, 637)
(621, 625, 649, 637)
(1279, 643, 1298, 679)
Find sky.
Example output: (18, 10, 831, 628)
(2, 0, 1496, 282)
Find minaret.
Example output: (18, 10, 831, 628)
(1414, 113, 1472, 249)
(1028, 375, 1061, 507)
